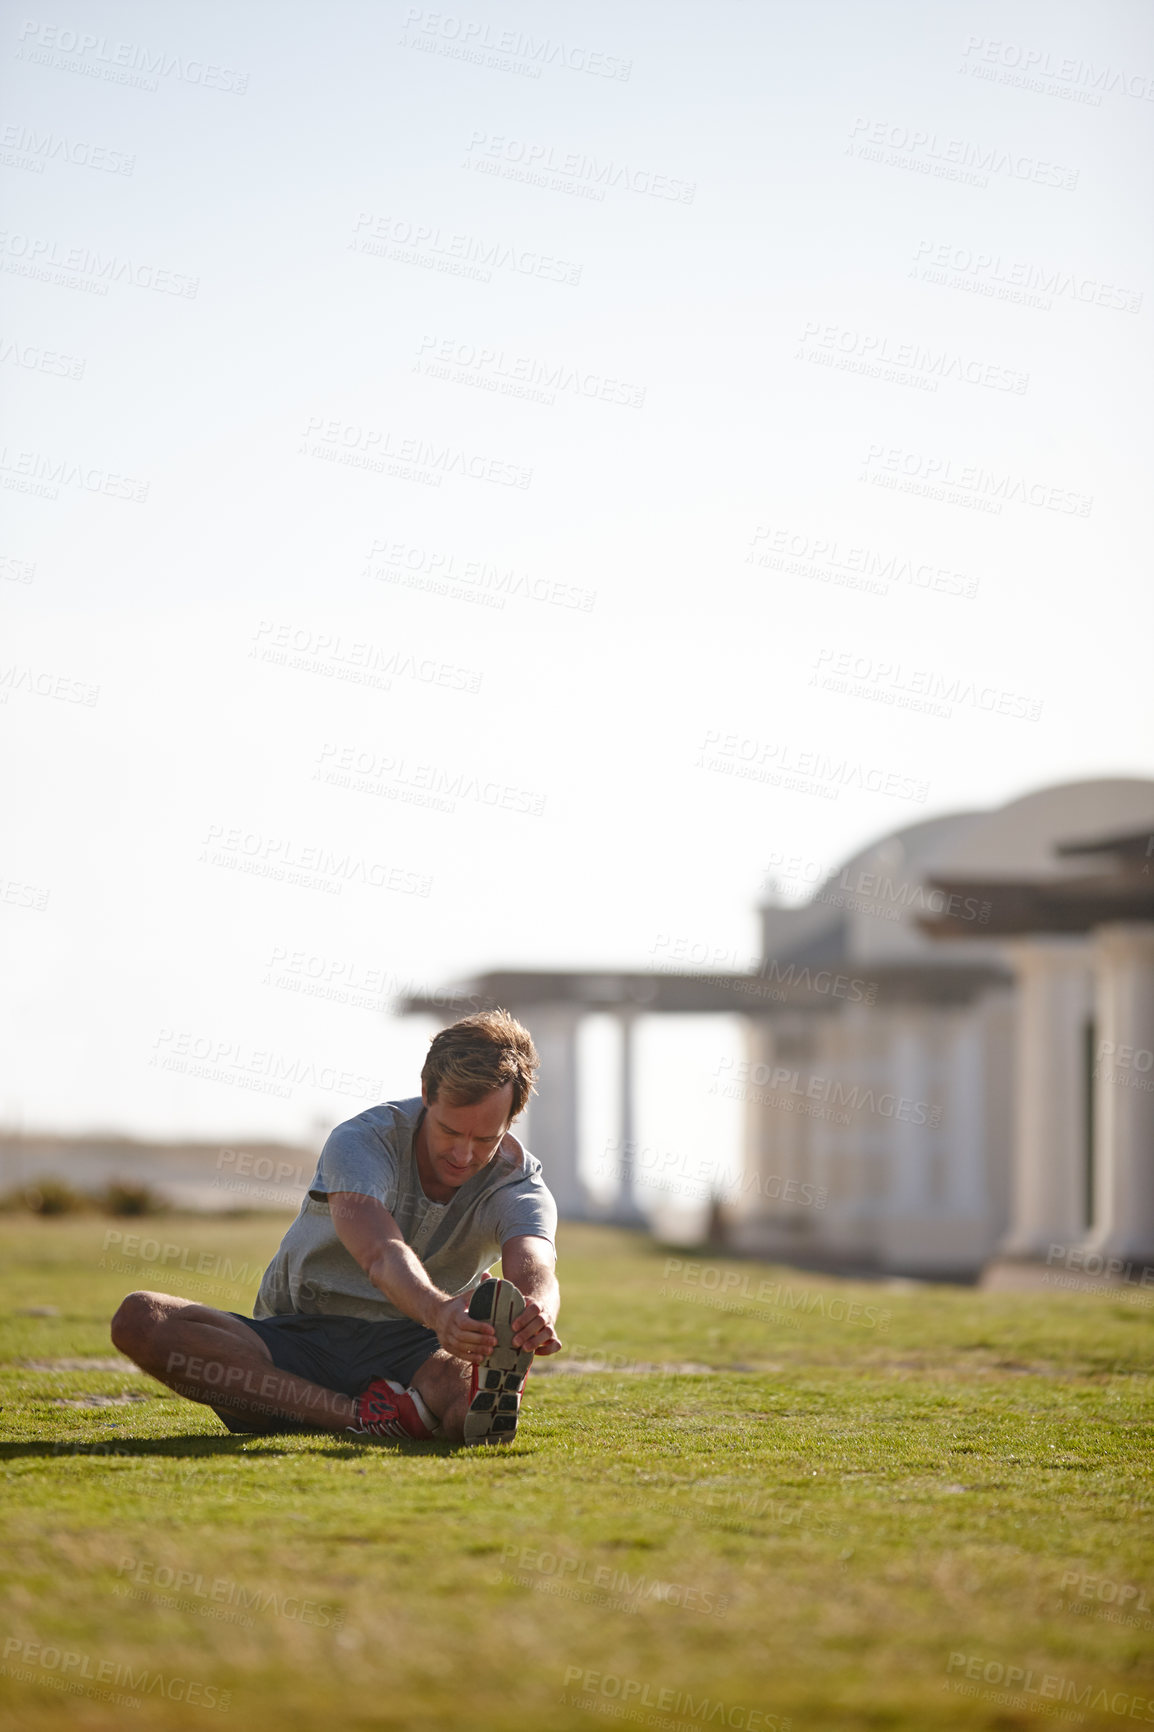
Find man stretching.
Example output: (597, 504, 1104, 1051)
(111, 1010, 561, 1445)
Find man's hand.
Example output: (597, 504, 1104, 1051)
(434, 1293, 497, 1364)
(501, 1236, 562, 1357)
(511, 1296, 562, 1356)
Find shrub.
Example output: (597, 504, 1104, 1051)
(100, 1179, 167, 1216)
(14, 1177, 89, 1215)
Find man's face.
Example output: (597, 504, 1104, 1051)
(418, 1081, 514, 1191)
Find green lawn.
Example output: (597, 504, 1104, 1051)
(1, 1215, 1152, 1731)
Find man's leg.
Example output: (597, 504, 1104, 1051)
(410, 1349, 473, 1442)
(110, 1290, 357, 1433)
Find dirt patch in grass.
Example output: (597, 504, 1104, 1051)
(535, 1359, 720, 1375)
(20, 1357, 141, 1372)
(50, 1392, 153, 1408)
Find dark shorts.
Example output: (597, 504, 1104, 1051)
(211, 1311, 441, 1434)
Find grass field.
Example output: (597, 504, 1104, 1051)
(1, 1214, 1152, 1731)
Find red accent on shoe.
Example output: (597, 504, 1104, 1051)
(353, 1377, 432, 1440)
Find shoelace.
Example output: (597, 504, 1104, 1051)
(356, 1413, 409, 1437)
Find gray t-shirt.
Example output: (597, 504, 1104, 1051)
(254, 1096, 557, 1323)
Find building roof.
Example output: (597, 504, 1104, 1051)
(1055, 825, 1154, 866)
(920, 821, 1154, 939)
(765, 778, 1154, 966)
(400, 962, 1009, 1018)
(918, 875, 1154, 938)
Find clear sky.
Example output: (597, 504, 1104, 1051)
(2, 1, 1151, 1198)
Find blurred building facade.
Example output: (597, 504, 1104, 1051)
(404, 779, 1154, 1283)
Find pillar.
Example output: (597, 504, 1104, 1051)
(996, 940, 1094, 1258)
(943, 1010, 985, 1218)
(732, 1016, 818, 1250)
(1081, 924, 1154, 1267)
(521, 1004, 586, 1219)
(888, 1010, 930, 1217)
(613, 1012, 646, 1225)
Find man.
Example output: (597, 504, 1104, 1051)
(111, 1010, 561, 1445)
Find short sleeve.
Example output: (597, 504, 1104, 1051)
(492, 1168, 558, 1252)
(311, 1117, 398, 1209)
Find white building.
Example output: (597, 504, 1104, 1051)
(404, 778, 1154, 1283)
(733, 778, 1154, 1280)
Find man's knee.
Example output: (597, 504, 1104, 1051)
(413, 1351, 470, 1434)
(422, 1348, 471, 1388)
(110, 1290, 169, 1361)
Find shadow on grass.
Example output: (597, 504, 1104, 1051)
(0, 1432, 464, 1460)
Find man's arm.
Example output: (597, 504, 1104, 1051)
(502, 1234, 562, 1356)
(328, 1191, 497, 1363)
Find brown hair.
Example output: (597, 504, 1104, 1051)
(421, 1009, 539, 1120)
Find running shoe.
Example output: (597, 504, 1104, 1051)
(463, 1277, 533, 1445)
(346, 1377, 432, 1441)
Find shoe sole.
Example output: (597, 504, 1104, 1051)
(463, 1278, 533, 1445)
